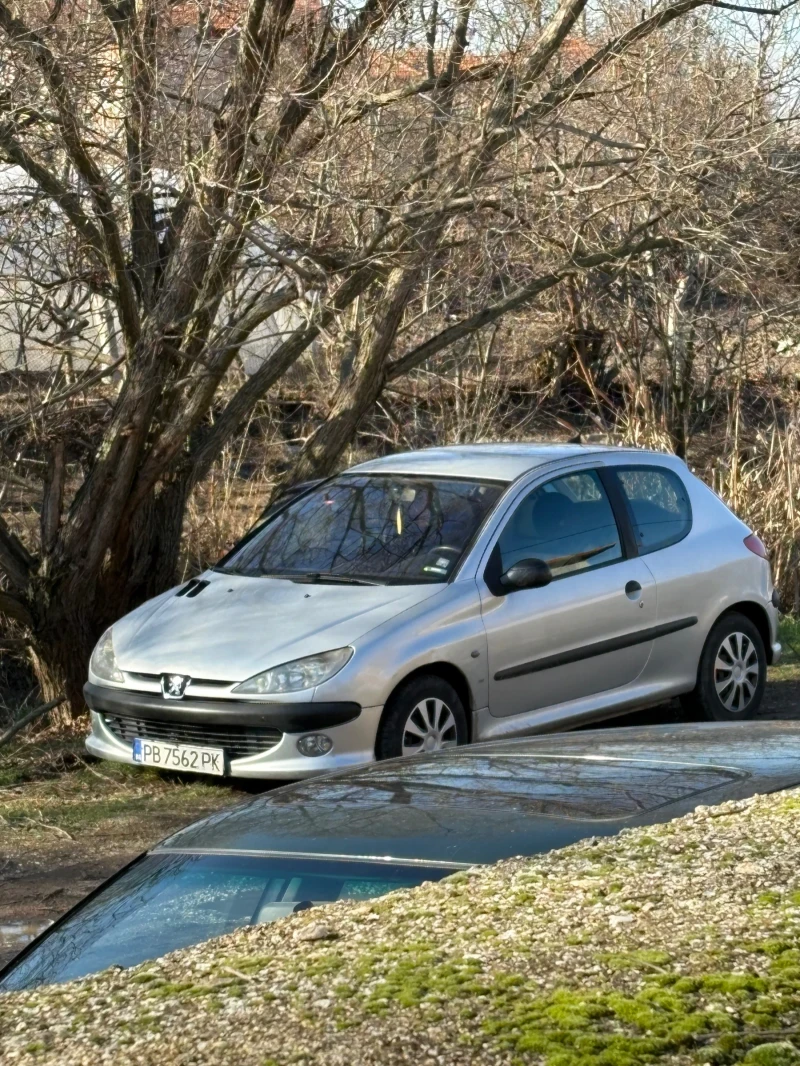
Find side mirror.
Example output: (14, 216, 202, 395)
(500, 558, 552, 592)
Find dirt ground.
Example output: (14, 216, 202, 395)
(0, 750, 270, 966)
(1, 624, 799, 968)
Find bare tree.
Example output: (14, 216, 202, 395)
(0, 0, 796, 711)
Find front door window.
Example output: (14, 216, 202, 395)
(497, 469, 623, 578)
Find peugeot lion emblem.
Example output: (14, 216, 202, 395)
(161, 673, 190, 700)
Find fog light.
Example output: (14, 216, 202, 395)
(297, 734, 333, 757)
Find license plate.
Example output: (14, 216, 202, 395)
(132, 738, 225, 776)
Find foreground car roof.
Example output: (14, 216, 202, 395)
(158, 722, 800, 868)
(349, 442, 646, 482)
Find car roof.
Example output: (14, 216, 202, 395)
(348, 442, 661, 482)
(158, 722, 800, 868)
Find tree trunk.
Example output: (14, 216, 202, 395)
(27, 476, 191, 717)
(27, 570, 104, 712)
(288, 266, 421, 483)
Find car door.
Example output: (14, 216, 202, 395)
(478, 467, 657, 719)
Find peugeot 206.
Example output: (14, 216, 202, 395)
(84, 443, 781, 779)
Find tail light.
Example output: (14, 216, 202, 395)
(744, 533, 768, 559)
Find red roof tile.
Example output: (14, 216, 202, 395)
(169, 0, 321, 37)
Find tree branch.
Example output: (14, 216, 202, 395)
(326, 61, 500, 130)
(0, 515, 34, 591)
(709, 0, 799, 11)
(512, 0, 721, 143)
(41, 439, 66, 555)
(540, 120, 648, 152)
(0, 697, 66, 747)
(0, 124, 107, 263)
(0, 0, 141, 348)
(258, 0, 406, 178)
(0, 588, 33, 627)
(126, 282, 301, 507)
(387, 235, 679, 380)
(98, 0, 160, 308)
(3, 357, 126, 433)
(392, 0, 713, 197)
(184, 265, 378, 487)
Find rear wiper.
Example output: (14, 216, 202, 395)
(289, 572, 383, 586)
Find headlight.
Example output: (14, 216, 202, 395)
(90, 627, 124, 684)
(233, 648, 353, 695)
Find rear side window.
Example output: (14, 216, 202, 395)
(615, 466, 692, 555)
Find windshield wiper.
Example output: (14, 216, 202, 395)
(289, 572, 383, 586)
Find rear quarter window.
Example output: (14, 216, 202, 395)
(615, 466, 692, 555)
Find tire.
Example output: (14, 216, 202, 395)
(376, 674, 469, 761)
(681, 612, 766, 722)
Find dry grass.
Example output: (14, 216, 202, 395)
(710, 419, 800, 612)
(180, 439, 278, 580)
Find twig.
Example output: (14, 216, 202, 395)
(3, 357, 125, 432)
(0, 696, 66, 748)
(221, 965, 255, 982)
(76, 756, 124, 786)
(23, 812, 74, 840)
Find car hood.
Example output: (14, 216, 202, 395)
(112, 572, 444, 682)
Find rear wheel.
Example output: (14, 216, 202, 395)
(681, 612, 766, 721)
(376, 674, 468, 761)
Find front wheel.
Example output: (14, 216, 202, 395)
(376, 674, 468, 761)
(681, 612, 766, 721)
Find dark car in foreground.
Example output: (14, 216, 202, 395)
(3, 720, 800, 992)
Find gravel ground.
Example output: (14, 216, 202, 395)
(2, 789, 800, 1066)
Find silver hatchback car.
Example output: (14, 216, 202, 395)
(85, 444, 781, 779)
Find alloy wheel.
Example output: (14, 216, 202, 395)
(714, 631, 760, 713)
(401, 698, 458, 756)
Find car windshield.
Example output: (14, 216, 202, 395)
(217, 474, 504, 583)
(0, 853, 453, 991)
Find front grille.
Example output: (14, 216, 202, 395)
(103, 714, 282, 760)
(126, 672, 233, 688)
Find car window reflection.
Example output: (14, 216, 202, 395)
(1, 856, 450, 991)
(279, 756, 745, 819)
(218, 475, 503, 583)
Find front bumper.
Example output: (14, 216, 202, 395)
(84, 682, 383, 780)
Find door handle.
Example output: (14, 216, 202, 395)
(625, 580, 642, 598)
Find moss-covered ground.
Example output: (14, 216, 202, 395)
(2, 787, 800, 1065)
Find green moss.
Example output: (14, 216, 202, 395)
(750, 940, 791, 958)
(769, 949, 800, 970)
(743, 1012, 785, 1029)
(128, 1012, 163, 1031)
(340, 938, 800, 1066)
(757, 891, 783, 906)
(147, 980, 198, 998)
(224, 955, 272, 975)
(600, 949, 673, 972)
(698, 973, 767, 996)
(742, 1043, 800, 1066)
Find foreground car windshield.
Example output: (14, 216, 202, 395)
(218, 475, 504, 583)
(0, 854, 452, 991)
